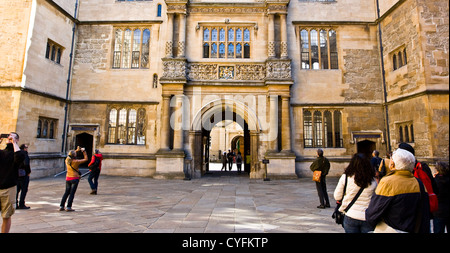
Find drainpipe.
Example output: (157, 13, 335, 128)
(376, 0, 392, 152)
(61, 0, 78, 154)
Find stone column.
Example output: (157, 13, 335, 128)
(172, 95, 184, 150)
(178, 13, 186, 58)
(280, 13, 288, 59)
(160, 95, 171, 150)
(281, 96, 291, 151)
(166, 13, 174, 58)
(250, 130, 260, 178)
(267, 14, 276, 58)
(268, 95, 278, 151)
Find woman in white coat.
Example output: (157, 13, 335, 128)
(334, 153, 377, 233)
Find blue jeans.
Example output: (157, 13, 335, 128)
(343, 215, 374, 233)
(60, 179, 79, 208)
(88, 170, 100, 190)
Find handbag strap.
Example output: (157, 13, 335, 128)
(343, 183, 364, 213)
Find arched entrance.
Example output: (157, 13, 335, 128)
(190, 99, 261, 178)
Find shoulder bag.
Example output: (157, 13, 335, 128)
(332, 175, 364, 227)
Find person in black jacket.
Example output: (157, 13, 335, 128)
(0, 132, 25, 233)
(310, 149, 331, 209)
(16, 144, 31, 209)
(433, 161, 449, 233)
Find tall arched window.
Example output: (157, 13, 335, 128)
(141, 29, 150, 69)
(300, 29, 309, 69)
(313, 111, 322, 146)
(122, 29, 132, 68)
(324, 111, 333, 147)
(333, 111, 342, 147)
(131, 29, 141, 68)
(219, 43, 225, 58)
(108, 109, 117, 143)
(303, 110, 313, 147)
(244, 43, 250, 58)
(393, 54, 397, 70)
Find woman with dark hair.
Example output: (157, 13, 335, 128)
(333, 153, 377, 233)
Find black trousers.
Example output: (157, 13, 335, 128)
(315, 176, 330, 206)
(16, 176, 30, 207)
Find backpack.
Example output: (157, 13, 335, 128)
(414, 162, 438, 213)
(88, 156, 100, 172)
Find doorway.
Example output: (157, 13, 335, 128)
(357, 140, 376, 158)
(75, 133, 93, 167)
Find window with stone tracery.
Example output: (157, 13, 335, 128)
(203, 26, 251, 59)
(112, 27, 150, 69)
(303, 109, 342, 148)
(299, 28, 338, 70)
(107, 107, 146, 145)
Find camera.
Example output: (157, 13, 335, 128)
(0, 134, 9, 138)
(81, 147, 85, 152)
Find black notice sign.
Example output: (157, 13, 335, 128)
(262, 159, 269, 164)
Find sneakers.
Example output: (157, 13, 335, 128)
(89, 190, 97, 195)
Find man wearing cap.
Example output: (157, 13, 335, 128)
(365, 148, 430, 233)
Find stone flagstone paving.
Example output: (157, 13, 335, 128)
(11, 165, 344, 233)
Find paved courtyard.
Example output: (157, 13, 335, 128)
(11, 164, 344, 233)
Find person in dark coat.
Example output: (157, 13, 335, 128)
(310, 149, 331, 209)
(0, 132, 25, 233)
(433, 161, 450, 233)
(16, 144, 31, 209)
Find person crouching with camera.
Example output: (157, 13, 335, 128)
(59, 146, 87, 212)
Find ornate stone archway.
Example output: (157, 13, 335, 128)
(189, 98, 262, 178)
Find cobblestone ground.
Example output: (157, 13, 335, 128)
(11, 164, 344, 233)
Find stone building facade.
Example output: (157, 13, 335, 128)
(0, 0, 448, 179)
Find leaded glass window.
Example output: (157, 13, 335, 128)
(112, 27, 151, 69)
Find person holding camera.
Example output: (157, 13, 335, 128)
(0, 132, 25, 233)
(59, 146, 87, 212)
